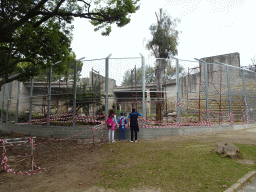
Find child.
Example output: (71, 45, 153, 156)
(106, 110, 117, 142)
(117, 112, 127, 141)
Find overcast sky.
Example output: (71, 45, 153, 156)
(71, 0, 256, 85)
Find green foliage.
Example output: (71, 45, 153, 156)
(0, 109, 15, 122)
(0, 0, 140, 89)
(122, 65, 155, 86)
(121, 64, 183, 85)
(0, 108, 7, 116)
(115, 110, 123, 117)
(146, 9, 180, 121)
(1, 11, 73, 86)
(90, 0, 140, 35)
(67, 77, 105, 115)
(32, 113, 44, 119)
(112, 103, 116, 110)
(147, 9, 180, 58)
(18, 113, 29, 123)
(35, 51, 83, 81)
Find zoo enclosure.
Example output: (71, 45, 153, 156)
(1, 55, 256, 128)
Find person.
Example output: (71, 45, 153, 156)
(106, 110, 117, 142)
(117, 112, 127, 141)
(128, 108, 142, 142)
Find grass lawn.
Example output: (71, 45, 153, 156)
(97, 138, 256, 191)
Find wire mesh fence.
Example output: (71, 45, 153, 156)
(1, 55, 256, 134)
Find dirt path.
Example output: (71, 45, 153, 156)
(1, 126, 256, 192)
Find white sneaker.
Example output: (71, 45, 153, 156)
(112, 140, 115, 142)
(135, 140, 137, 142)
(130, 140, 133, 142)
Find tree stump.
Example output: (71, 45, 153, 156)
(215, 142, 240, 159)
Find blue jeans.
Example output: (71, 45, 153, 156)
(119, 129, 125, 140)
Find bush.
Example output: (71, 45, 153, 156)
(18, 113, 29, 123)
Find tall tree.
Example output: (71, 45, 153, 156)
(122, 65, 155, 86)
(147, 9, 180, 121)
(0, 0, 140, 90)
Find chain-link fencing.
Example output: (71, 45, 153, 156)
(1, 55, 256, 138)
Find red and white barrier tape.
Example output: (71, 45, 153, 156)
(1, 138, 47, 175)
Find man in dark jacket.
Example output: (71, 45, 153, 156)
(128, 108, 142, 142)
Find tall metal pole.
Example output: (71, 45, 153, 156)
(242, 69, 248, 123)
(29, 79, 34, 125)
(15, 81, 20, 123)
(1, 84, 5, 123)
(5, 83, 10, 124)
(176, 58, 181, 123)
(204, 61, 210, 121)
(105, 54, 112, 122)
(226, 65, 233, 124)
(47, 68, 52, 126)
(140, 54, 146, 119)
(73, 61, 77, 128)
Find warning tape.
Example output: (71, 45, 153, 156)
(1, 138, 47, 175)
(1, 124, 105, 175)
(116, 101, 165, 104)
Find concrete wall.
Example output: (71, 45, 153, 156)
(0, 74, 117, 117)
(179, 52, 243, 99)
(1, 122, 255, 141)
(0, 81, 30, 115)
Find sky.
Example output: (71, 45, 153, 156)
(71, 0, 256, 85)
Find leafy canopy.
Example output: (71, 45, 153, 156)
(35, 51, 83, 82)
(146, 9, 180, 121)
(121, 63, 183, 86)
(147, 9, 180, 58)
(0, 0, 140, 89)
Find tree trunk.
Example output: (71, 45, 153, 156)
(156, 101, 163, 121)
(155, 59, 166, 121)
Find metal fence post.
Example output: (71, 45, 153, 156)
(204, 61, 210, 121)
(15, 81, 20, 123)
(29, 79, 34, 125)
(5, 83, 10, 123)
(176, 58, 181, 123)
(73, 61, 77, 128)
(1, 84, 5, 123)
(242, 69, 248, 123)
(72, 57, 85, 128)
(105, 54, 112, 123)
(140, 54, 146, 121)
(47, 68, 52, 126)
(226, 65, 233, 124)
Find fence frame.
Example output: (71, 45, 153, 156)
(1, 55, 256, 127)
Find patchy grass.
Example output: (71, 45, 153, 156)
(97, 139, 256, 191)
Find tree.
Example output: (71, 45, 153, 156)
(69, 77, 104, 115)
(146, 9, 180, 121)
(0, 17, 72, 90)
(35, 51, 83, 82)
(0, 0, 140, 90)
(122, 65, 155, 86)
(121, 64, 183, 86)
